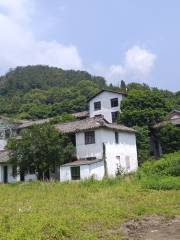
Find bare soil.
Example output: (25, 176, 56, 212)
(121, 216, 180, 240)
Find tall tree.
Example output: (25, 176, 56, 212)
(7, 124, 75, 180)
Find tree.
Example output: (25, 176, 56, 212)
(119, 90, 172, 127)
(120, 80, 126, 90)
(7, 124, 75, 180)
(133, 126, 150, 164)
(157, 124, 180, 154)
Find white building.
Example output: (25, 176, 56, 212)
(0, 120, 37, 184)
(56, 90, 138, 182)
(89, 89, 126, 123)
(0, 89, 138, 183)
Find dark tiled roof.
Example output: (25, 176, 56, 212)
(55, 116, 136, 134)
(61, 159, 103, 167)
(71, 111, 89, 118)
(0, 150, 9, 163)
(87, 89, 127, 102)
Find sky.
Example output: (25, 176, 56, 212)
(0, 0, 180, 91)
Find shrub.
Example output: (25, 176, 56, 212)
(139, 151, 180, 177)
(141, 176, 180, 190)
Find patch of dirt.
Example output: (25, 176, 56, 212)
(121, 215, 180, 240)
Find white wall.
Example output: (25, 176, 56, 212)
(0, 139, 7, 151)
(89, 91, 124, 123)
(0, 164, 37, 183)
(76, 128, 138, 177)
(76, 129, 104, 159)
(105, 131, 138, 177)
(60, 161, 104, 182)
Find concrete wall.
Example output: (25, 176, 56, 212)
(0, 164, 37, 183)
(89, 91, 124, 123)
(60, 128, 138, 181)
(60, 161, 104, 182)
(76, 129, 104, 159)
(0, 139, 7, 151)
(76, 128, 138, 176)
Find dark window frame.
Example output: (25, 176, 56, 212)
(71, 166, 80, 180)
(94, 101, 101, 111)
(85, 131, 95, 144)
(115, 132, 119, 144)
(111, 98, 118, 108)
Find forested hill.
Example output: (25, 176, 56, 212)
(0, 65, 105, 93)
(0, 66, 106, 119)
(0, 65, 179, 121)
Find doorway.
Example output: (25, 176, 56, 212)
(3, 166, 8, 183)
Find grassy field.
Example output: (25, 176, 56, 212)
(0, 178, 179, 240)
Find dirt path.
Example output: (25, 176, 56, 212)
(121, 216, 180, 240)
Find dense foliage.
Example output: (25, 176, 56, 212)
(157, 124, 180, 154)
(137, 152, 180, 190)
(7, 124, 75, 179)
(119, 86, 179, 160)
(139, 151, 180, 177)
(0, 65, 179, 160)
(0, 66, 106, 119)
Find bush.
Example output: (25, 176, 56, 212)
(139, 152, 180, 177)
(140, 176, 180, 190)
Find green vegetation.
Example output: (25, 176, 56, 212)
(0, 65, 179, 160)
(157, 124, 180, 154)
(136, 152, 180, 190)
(0, 66, 106, 119)
(7, 124, 75, 179)
(0, 179, 179, 240)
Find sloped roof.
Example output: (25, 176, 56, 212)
(55, 116, 136, 134)
(17, 118, 50, 130)
(71, 111, 89, 118)
(87, 89, 127, 102)
(61, 159, 103, 167)
(153, 109, 180, 129)
(0, 150, 9, 163)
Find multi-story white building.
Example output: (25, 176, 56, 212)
(57, 90, 138, 181)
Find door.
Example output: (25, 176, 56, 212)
(20, 172, 25, 182)
(3, 166, 8, 183)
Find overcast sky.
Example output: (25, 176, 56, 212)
(0, 0, 180, 91)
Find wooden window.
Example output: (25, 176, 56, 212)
(94, 101, 101, 111)
(71, 166, 80, 180)
(85, 131, 95, 144)
(125, 156, 130, 170)
(111, 111, 118, 123)
(111, 98, 118, 108)
(115, 132, 119, 144)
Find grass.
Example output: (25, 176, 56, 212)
(0, 178, 179, 240)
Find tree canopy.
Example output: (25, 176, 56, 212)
(7, 124, 75, 180)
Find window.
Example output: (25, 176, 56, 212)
(94, 101, 101, 111)
(85, 131, 95, 144)
(86, 157, 96, 160)
(125, 156, 130, 170)
(115, 132, 119, 144)
(111, 111, 118, 123)
(71, 166, 80, 180)
(111, 98, 118, 108)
